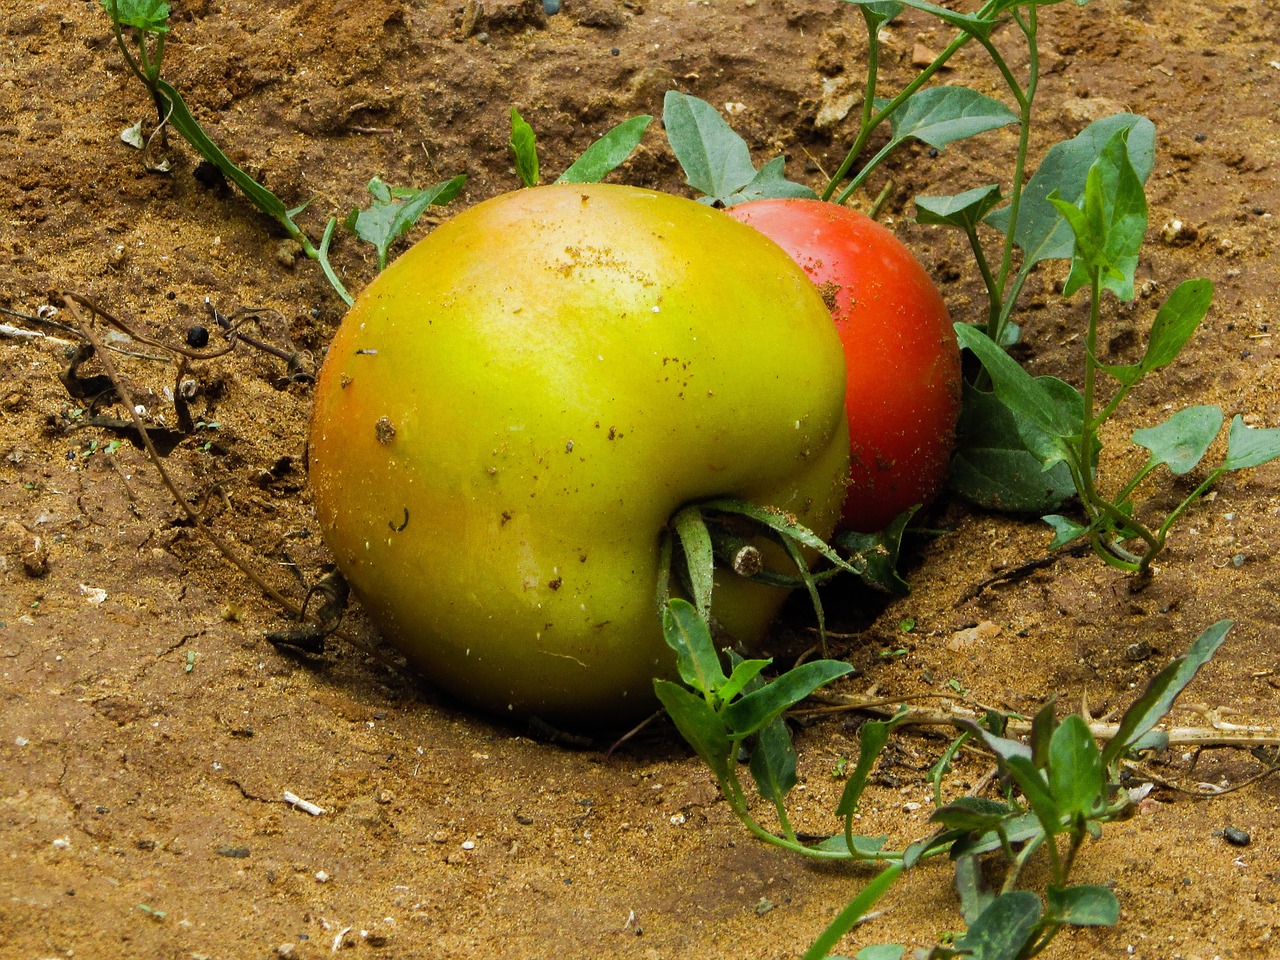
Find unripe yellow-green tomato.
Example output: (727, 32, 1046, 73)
(308, 184, 849, 725)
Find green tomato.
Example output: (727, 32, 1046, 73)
(308, 184, 849, 724)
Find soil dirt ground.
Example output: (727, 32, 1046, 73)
(2, 1, 1279, 958)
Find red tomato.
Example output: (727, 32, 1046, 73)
(726, 199, 961, 532)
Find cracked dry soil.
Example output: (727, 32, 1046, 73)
(1, 1, 1279, 958)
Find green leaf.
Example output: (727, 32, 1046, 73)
(701, 498, 856, 574)
(1028, 699, 1057, 770)
(854, 946, 906, 960)
(930, 796, 1014, 834)
(721, 660, 855, 737)
(887, 86, 1018, 152)
(959, 719, 1033, 765)
(954, 852, 994, 926)
(894, 0, 1000, 39)
(718, 656, 772, 704)
(833, 506, 916, 595)
(1043, 514, 1088, 549)
(654, 679, 732, 781)
(1131, 405, 1223, 476)
(556, 115, 653, 184)
(661, 598, 727, 697)
(149, 77, 363, 302)
(154, 79, 293, 227)
(1055, 129, 1148, 300)
(509, 108, 540, 187)
(840, 1, 904, 30)
(949, 384, 1077, 513)
(953, 324, 1082, 468)
(914, 184, 1004, 230)
(749, 716, 799, 803)
(836, 710, 910, 817)
(723, 156, 818, 206)
(1047, 884, 1120, 927)
(671, 506, 715, 622)
(344, 175, 466, 271)
(1101, 620, 1232, 768)
(988, 113, 1155, 268)
(1222, 415, 1280, 470)
(1048, 715, 1104, 819)
(957, 811, 1045, 859)
(663, 91, 758, 203)
(101, 0, 170, 32)
(815, 833, 888, 858)
(956, 891, 1043, 960)
(1105, 278, 1214, 386)
(1007, 755, 1062, 833)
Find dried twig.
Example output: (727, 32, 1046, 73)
(64, 295, 306, 619)
(803, 688, 1280, 751)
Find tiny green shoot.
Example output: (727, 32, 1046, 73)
(507, 108, 653, 188)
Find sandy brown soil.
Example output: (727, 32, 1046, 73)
(2, 1, 1278, 958)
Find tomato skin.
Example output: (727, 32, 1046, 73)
(308, 184, 850, 724)
(726, 199, 961, 532)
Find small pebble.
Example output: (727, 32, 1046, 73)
(1125, 641, 1154, 662)
(186, 325, 210, 348)
(274, 240, 302, 269)
(1159, 219, 1198, 246)
(1223, 826, 1251, 847)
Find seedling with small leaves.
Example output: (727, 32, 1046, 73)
(957, 132, 1280, 571)
(656, 602, 1231, 959)
(100, 0, 464, 305)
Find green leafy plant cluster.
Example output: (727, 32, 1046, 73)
(653, 0, 1280, 574)
(657, 599, 1231, 959)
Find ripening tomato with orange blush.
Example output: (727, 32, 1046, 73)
(726, 199, 961, 532)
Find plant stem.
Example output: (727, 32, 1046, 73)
(858, 9, 881, 136)
(1155, 470, 1224, 543)
(1001, 831, 1044, 894)
(1080, 275, 1101, 473)
(991, 7, 1039, 344)
(1025, 922, 1065, 959)
(967, 224, 1002, 330)
(315, 217, 355, 306)
(800, 862, 906, 960)
(774, 798, 799, 845)
(1076, 274, 1160, 565)
(822, 32, 973, 202)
